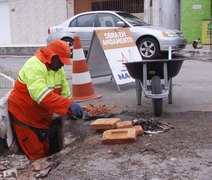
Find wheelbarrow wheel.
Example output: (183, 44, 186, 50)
(151, 76, 163, 117)
(135, 79, 142, 105)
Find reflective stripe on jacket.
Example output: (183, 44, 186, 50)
(8, 56, 73, 129)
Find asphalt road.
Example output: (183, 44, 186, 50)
(0, 55, 212, 114)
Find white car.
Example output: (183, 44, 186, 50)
(47, 11, 187, 59)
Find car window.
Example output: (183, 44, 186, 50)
(71, 14, 95, 27)
(69, 19, 76, 27)
(96, 13, 122, 27)
(117, 12, 149, 26)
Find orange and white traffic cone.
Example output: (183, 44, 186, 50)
(71, 36, 102, 102)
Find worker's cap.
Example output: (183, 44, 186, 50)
(47, 40, 71, 65)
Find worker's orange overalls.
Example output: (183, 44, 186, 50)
(8, 48, 73, 160)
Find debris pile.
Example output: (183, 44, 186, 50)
(83, 103, 117, 116)
(132, 117, 174, 134)
(82, 103, 117, 121)
(0, 155, 53, 179)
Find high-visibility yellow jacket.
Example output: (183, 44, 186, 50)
(8, 50, 73, 129)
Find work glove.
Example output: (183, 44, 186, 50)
(69, 102, 83, 118)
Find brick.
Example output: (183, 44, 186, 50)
(102, 128, 137, 144)
(134, 125, 144, 136)
(116, 121, 133, 129)
(90, 118, 121, 130)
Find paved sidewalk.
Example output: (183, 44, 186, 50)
(181, 44, 212, 58)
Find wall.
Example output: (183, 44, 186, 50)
(8, 0, 69, 44)
(144, 0, 181, 30)
(181, 0, 211, 43)
(67, 0, 74, 18)
(0, 1, 11, 45)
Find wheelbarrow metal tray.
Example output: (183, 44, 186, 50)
(124, 59, 184, 81)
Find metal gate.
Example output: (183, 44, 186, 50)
(92, 0, 144, 13)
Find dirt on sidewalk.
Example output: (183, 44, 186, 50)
(43, 111, 212, 180)
(1, 110, 212, 179)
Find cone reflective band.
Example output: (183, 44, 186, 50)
(71, 36, 102, 102)
(72, 72, 91, 85)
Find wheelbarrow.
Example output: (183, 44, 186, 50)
(124, 59, 184, 117)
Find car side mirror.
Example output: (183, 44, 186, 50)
(117, 21, 125, 27)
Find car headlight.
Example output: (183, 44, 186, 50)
(162, 31, 178, 37)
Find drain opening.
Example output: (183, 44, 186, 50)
(0, 138, 8, 155)
(49, 117, 63, 156)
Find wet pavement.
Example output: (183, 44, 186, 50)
(0, 45, 212, 179)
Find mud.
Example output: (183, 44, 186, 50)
(42, 111, 212, 180)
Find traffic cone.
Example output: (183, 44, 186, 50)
(71, 36, 102, 102)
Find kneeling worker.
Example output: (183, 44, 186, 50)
(8, 40, 83, 160)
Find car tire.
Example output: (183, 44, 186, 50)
(61, 38, 73, 58)
(137, 37, 160, 60)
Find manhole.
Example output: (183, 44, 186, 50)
(48, 116, 63, 156)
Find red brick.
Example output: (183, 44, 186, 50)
(90, 118, 121, 130)
(102, 128, 137, 144)
(116, 121, 133, 129)
(134, 125, 144, 136)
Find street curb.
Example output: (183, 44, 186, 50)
(0, 45, 44, 56)
(181, 49, 212, 57)
(0, 45, 211, 57)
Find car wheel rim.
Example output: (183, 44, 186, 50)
(140, 41, 156, 58)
